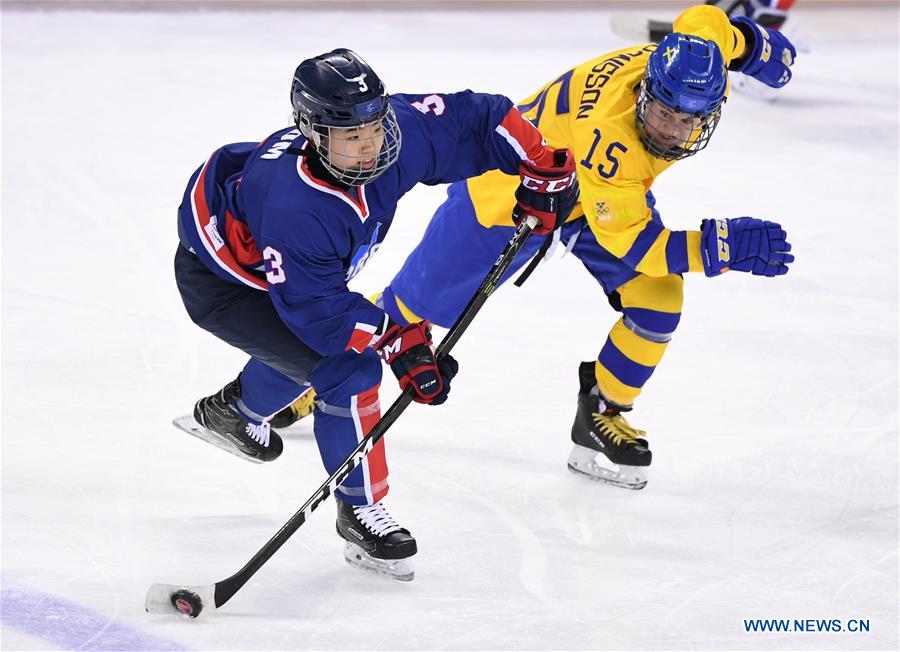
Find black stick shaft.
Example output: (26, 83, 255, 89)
(212, 216, 539, 608)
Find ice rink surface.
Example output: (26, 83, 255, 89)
(1, 3, 898, 650)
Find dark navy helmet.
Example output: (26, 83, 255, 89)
(636, 33, 727, 161)
(291, 48, 401, 186)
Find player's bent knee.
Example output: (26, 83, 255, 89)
(617, 275, 684, 343)
(618, 274, 684, 314)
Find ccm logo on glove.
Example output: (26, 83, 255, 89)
(715, 219, 730, 263)
(701, 216, 794, 278)
(512, 148, 580, 236)
(520, 171, 577, 194)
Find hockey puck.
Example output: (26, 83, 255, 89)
(170, 589, 203, 618)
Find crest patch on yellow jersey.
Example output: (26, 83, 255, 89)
(594, 201, 613, 222)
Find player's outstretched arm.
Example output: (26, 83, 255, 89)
(730, 16, 797, 88)
(700, 217, 794, 277)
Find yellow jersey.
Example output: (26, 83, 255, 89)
(466, 5, 749, 277)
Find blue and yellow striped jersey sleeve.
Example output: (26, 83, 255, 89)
(580, 181, 705, 276)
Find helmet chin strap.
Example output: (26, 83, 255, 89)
(310, 133, 333, 166)
(310, 130, 327, 152)
(305, 129, 377, 189)
(296, 121, 348, 185)
(303, 145, 353, 190)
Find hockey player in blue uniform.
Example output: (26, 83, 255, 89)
(173, 49, 578, 580)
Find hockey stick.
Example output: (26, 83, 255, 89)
(145, 215, 540, 619)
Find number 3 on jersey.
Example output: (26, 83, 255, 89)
(264, 246, 286, 284)
(411, 94, 445, 116)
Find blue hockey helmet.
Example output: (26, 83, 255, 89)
(636, 33, 727, 161)
(291, 48, 401, 186)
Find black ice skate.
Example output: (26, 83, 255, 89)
(336, 498, 417, 581)
(172, 377, 284, 464)
(567, 361, 651, 490)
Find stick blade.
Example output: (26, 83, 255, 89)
(145, 583, 216, 619)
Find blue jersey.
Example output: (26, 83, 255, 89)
(177, 91, 550, 356)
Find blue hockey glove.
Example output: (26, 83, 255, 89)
(731, 16, 797, 88)
(700, 217, 794, 277)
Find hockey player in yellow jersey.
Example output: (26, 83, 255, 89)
(276, 4, 797, 489)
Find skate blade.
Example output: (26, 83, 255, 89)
(343, 541, 415, 582)
(171, 415, 263, 464)
(567, 444, 648, 490)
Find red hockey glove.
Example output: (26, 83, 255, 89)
(374, 321, 459, 405)
(512, 148, 579, 236)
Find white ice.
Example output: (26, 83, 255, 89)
(1, 4, 897, 650)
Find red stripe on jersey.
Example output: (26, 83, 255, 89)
(299, 158, 369, 219)
(224, 210, 263, 267)
(346, 325, 376, 353)
(192, 153, 266, 290)
(498, 107, 553, 166)
(357, 385, 388, 502)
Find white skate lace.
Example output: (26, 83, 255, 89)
(353, 503, 403, 537)
(244, 421, 271, 447)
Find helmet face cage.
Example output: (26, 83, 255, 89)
(635, 78, 723, 161)
(299, 103, 402, 186)
(635, 33, 727, 162)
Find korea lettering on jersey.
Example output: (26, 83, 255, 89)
(177, 90, 554, 357)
